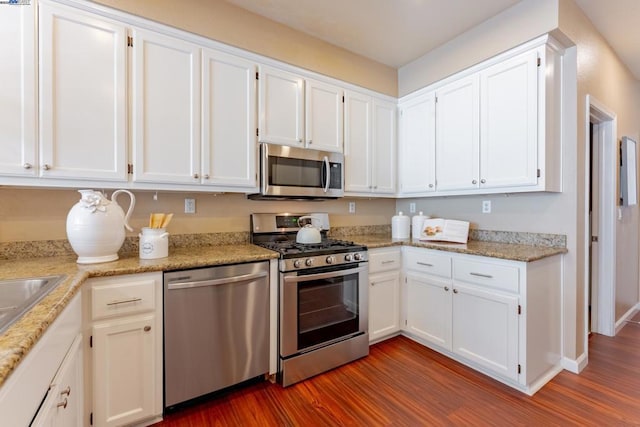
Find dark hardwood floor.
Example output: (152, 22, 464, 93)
(156, 321, 640, 426)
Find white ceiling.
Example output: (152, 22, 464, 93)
(225, 0, 640, 79)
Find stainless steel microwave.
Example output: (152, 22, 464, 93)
(249, 143, 344, 200)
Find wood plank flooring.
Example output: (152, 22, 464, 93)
(156, 322, 640, 426)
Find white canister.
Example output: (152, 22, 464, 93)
(391, 212, 410, 239)
(412, 211, 429, 239)
(139, 227, 169, 259)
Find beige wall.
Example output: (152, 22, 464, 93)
(0, 188, 395, 242)
(396, 0, 640, 360)
(89, 0, 397, 96)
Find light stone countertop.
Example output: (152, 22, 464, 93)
(0, 244, 279, 388)
(345, 234, 568, 262)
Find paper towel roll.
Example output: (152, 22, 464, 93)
(392, 212, 410, 239)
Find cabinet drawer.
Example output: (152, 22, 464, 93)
(404, 249, 451, 278)
(453, 259, 519, 293)
(91, 278, 156, 320)
(369, 248, 401, 273)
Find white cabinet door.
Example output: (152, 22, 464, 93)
(372, 99, 396, 194)
(202, 49, 257, 189)
(344, 91, 372, 193)
(39, 2, 127, 181)
(0, 2, 36, 177)
(398, 92, 436, 195)
(258, 65, 304, 147)
(480, 49, 538, 189)
(369, 270, 401, 342)
(451, 282, 519, 381)
(305, 78, 343, 152)
(31, 334, 83, 427)
(92, 314, 156, 427)
(435, 75, 479, 191)
(405, 273, 452, 349)
(132, 29, 200, 184)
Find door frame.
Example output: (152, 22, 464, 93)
(585, 95, 617, 338)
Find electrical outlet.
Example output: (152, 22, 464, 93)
(482, 200, 491, 214)
(184, 198, 196, 214)
(348, 202, 356, 214)
(409, 202, 416, 213)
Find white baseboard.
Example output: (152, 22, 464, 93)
(562, 352, 587, 373)
(615, 303, 640, 334)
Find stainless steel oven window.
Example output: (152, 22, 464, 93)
(281, 265, 368, 357)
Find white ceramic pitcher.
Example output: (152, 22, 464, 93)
(66, 189, 135, 264)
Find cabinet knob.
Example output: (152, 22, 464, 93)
(297, 139, 302, 143)
(193, 173, 199, 179)
(453, 289, 459, 294)
(60, 386, 71, 397)
(144, 325, 151, 332)
(480, 179, 486, 184)
(444, 286, 449, 291)
(204, 174, 210, 180)
(428, 184, 434, 188)
(308, 140, 312, 145)
(371, 282, 375, 286)
(471, 179, 477, 185)
(57, 398, 68, 409)
(42, 164, 51, 171)
(23, 163, 32, 169)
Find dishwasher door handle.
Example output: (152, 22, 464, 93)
(167, 271, 268, 290)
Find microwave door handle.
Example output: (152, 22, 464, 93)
(323, 156, 330, 193)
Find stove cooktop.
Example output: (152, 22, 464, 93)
(256, 238, 366, 259)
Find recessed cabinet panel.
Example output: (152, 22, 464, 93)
(258, 66, 304, 147)
(480, 50, 538, 188)
(369, 271, 401, 342)
(202, 49, 257, 189)
(405, 273, 452, 349)
(344, 91, 372, 193)
(39, 2, 127, 181)
(0, 3, 36, 177)
(132, 29, 201, 184)
(398, 92, 436, 195)
(435, 75, 480, 191)
(372, 99, 396, 193)
(305, 79, 343, 152)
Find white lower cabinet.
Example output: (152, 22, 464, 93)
(368, 247, 401, 343)
(83, 272, 163, 427)
(402, 246, 561, 394)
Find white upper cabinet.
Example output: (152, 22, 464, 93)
(480, 49, 538, 189)
(345, 92, 396, 195)
(435, 75, 480, 192)
(202, 49, 257, 190)
(398, 91, 436, 196)
(258, 66, 305, 147)
(305, 78, 343, 152)
(39, 1, 127, 181)
(258, 66, 343, 153)
(131, 28, 201, 184)
(0, 2, 36, 177)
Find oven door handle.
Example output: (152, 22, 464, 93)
(283, 265, 367, 284)
(167, 271, 268, 290)
(322, 156, 330, 193)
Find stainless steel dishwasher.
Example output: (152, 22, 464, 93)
(163, 261, 269, 410)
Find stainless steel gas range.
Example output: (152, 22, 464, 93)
(251, 213, 369, 387)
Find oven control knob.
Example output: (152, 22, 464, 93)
(305, 258, 314, 267)
(293, 259, 302, 268)
(354, 253, 362, 261)
(326, 256, 335, 264)
(344, 254, 353, 262)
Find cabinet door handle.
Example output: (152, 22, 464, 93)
(57, 398, 68, 409)
(144, 325, 152, 332)
(60, 386, 71, 397)
(193, 173, 199, 179)
(417, 261, 433, 267)
(42, 164, 51, 171)
(371, 282, 375, 286)
(308, 139, 312, 145)
(381, 260, 395, 264)
(23, 163, 32, 169)
(472, 179, 477, 185)
(204, 174, 210, 180)
(453, 289, 459, 294)
(428, 183, 434, 188)
(444, 286, 449, 291)
(469, 272, 493, 279)
(107, 297, 142, 306)
(480, 179, 486, 184)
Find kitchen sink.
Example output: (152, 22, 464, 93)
(0, 275, 66, 334)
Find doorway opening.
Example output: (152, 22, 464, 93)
(586, 95, 617, 339)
